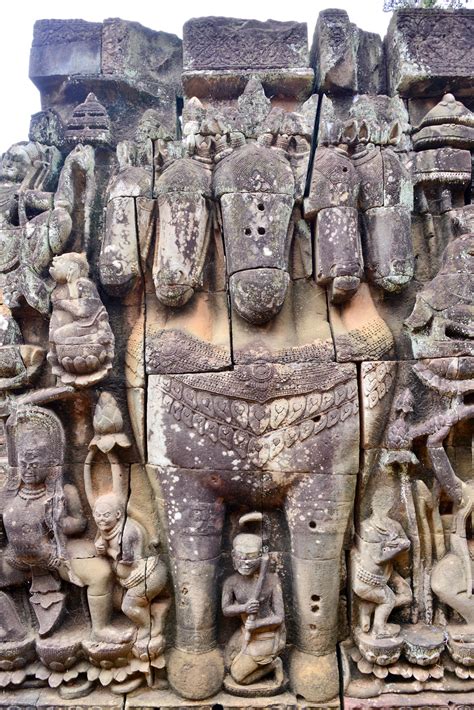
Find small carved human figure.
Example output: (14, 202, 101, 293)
(222, 513, 285, 689)
(92, 491, 169, 652)
(48, 252, 115, 386)
(351, 487, 412, 639)
(85, 393, 169, 656)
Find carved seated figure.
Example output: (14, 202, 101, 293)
(431, 479, 474, 640)
(48, 252, 115, 386)
(92, 491, 169, 654)
(0, 405, 121, 643)
(222, 513, 285, 692)
(351, 487, 412, 639)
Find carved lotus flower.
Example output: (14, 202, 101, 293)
(90, 392, 131, 453)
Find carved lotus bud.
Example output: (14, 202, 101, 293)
(90, 392, 131, 453)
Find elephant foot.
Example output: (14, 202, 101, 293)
(167, 647, 224, 699)
(289, 648, 339, 703)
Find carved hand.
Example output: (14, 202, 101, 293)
(47, 554, 62, 570)
(95, 539, 107, 556)
(245, 598, 260, 615)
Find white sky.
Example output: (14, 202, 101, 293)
(1, 0, 473, 153)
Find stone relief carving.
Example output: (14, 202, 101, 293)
(222, 512, 286, 695)
(0, 404, 84, 637)
(351, 485, 412, 642)
(0, 141, 68, 315)
(84, 392, 170, 664)
(48, 253, 115, 387)
(0, 8, 473, 709)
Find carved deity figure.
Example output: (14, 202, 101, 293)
(48, 253, 115, 386)
(351, 486, 412, 639)
(0, 405, 120, 642)
(222, 513, 285, 690)
(0, 409, 84, 635)
(0, 141, 71, 315)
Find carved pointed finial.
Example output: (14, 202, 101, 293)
(65, 93, 111, 146)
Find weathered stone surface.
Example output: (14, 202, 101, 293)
(330, 284, 395, 363)
(29, 19, 102, 82)
(48, 253, 115, 387)
(28, 108, 66, 149)
(147, 362, 359, 473)
(29, 19, 182, 144)
(345, 693, 474, 708)
(385, 9, 474, 97)
(183, 17, 309, 71)
(346, 356, 474, 703)
(146, 291, 232, 374)
(318, 93, 411, 151)
(181, 17, 313, 102)
(412, 93, 474, 151)
(231, 279, 334, 365)
(2, 9, 474, 709)
(405, 233, 474, 358)
(102, 17, 182, 90)
(311, 9, 385, 95)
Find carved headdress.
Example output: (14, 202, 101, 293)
(5, 405, 65, 492)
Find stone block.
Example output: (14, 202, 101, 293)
(102, 18, 182, 90)
(357, 27, 386, 95)
(29, 19, 102, 85)
(310, 9, 385, 95)
(29, 19, 182, 143)
(311, 9, 358, 94)
(385, 9, 474, 97)
(183, 17, 309, 71)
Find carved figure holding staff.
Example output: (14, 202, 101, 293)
(222, 512, 285, 693)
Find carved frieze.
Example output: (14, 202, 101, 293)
(0, 7, 473, 710)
